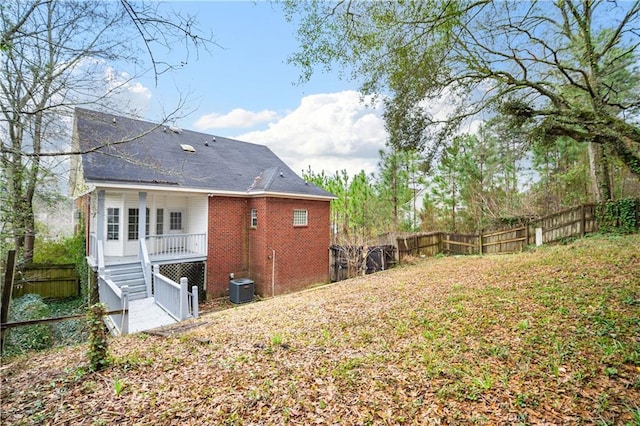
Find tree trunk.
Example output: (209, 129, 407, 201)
(588, 142, 612, 202)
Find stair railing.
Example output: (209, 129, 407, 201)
(152, 265, 198, 321)
(139, 239, 152, 297)
(97, 270, 129, 335)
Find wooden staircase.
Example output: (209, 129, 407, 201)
(106, 262, 147, 301)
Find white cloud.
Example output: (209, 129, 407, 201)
(103, 67, 152, 115)
(194, 108, 279, 130)
(236, 91, 387, 177)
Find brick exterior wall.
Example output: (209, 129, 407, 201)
(207, 195, 330, 298)
(207, 196, 250, 296)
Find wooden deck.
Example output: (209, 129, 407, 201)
(128, 297, 177, 333)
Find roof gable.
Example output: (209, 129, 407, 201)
(74, 108, 334, 199)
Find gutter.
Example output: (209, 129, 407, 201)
(85, 181, 336, 201)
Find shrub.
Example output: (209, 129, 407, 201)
(4, 294, 53, 356)
(598, 198, 639, 234)
(32, 240, 69, 264)
(33, 231, 89, 300)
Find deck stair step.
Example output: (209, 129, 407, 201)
(105, 262, 148, 301)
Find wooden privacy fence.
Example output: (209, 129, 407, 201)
(397, 201, 637, 262)
(13, 264, 80, 299)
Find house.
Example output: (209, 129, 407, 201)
(69, 108, 334, 323)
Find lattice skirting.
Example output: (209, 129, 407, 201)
(159, 262, 206, 301)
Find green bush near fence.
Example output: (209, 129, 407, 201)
(33, 231, 84, 268)
(2, 231, 90, 358)
(33, 231, 88, 299)
(598, 198, 639, 234)
(3, 294, 53, 356)
(2, 295, 88, 358)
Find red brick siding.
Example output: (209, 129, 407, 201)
(206, 195, 331, 298)
(248, 198, 268, 292)
(259, 198, 330, 295)
(207, 196, 250, 296)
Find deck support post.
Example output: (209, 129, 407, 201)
(120, 285, 129, 335)
(191, 285, 199, 319)
(179, 277, 188, 320)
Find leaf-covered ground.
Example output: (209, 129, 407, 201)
(2, 235, 639, 425)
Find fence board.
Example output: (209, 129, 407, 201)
(442, 233, 479, 255)
(13, 264, 80, 299)
(482, 227, 526, 254)
(397, 232, 443, 261)
(395, 201, 637, 262)
(527, 205, 599, 245)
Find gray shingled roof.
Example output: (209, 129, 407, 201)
(75, 108, 334, 198)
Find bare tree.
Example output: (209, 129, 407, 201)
(0, 0, 215, 262)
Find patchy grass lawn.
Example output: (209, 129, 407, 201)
(1, 234, 639, 425)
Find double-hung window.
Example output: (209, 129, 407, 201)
(170, 211, 183, 231)
(156, 209, 164, 235)
(250, 208, 258, 228)
(107, 208, 119, 240)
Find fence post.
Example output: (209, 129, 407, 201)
(179, 277, 188, 320)
(1, 250, 16, 354)
(191, 285, 199, 319)
(535, 228, 543, 246)
(152, 265, 160, 303)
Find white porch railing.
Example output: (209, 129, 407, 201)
(98, 270, 129, 335)
(90, 233, 206, 264)
(146, 233, 206, 257)
(152, 265, 199, 321)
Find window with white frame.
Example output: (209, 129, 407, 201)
(107, 208, 119, 240)
(156, 209, 164, 235)
(293, 209, 308, 226)
(128, 208, 150, 240)
(170, 211, 183, 231)
(250, 208, 258, 228)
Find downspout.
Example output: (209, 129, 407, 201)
(271, 249, 276, 298)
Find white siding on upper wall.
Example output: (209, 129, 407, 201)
(98, 189, 208, 258)
(186, 195, 208, 235)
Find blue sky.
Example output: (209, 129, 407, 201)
(122, 1, 388, 178)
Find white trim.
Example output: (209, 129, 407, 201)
(293, 209, 309, 227)
(250, 208, 258, 228)
(87, 181, 336, 201)
(244, 190, 337, 201)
